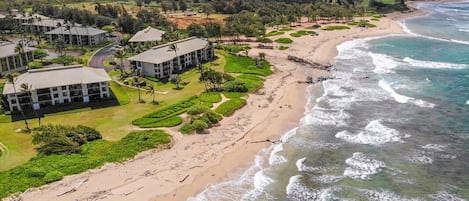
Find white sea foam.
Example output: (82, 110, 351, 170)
(459, 28, 469, 33)
(336, 119, 404, 146)
(296, 158, 328, 173)
(286, 175, 338, 201)
(269, 144, 287, 165)
(429, 191, 467, 201)
(422, 144, 447, 152)
(403, 57, 468, 69)
(399, 19, 469, 45)
(343, 152, 385, 180)
(379, 80, 435, 108)
(315, 175, 344, 184)
(362, 189, 421, 201)
(303, 107, 350, 127)
(409, 154, 433, 164)
(466, 100, 469, 105)
(369, 52, 402, 74)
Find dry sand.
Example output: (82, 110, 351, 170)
(9, 10, 423, 201)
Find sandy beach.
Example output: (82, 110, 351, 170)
(8, 8, 423, 201)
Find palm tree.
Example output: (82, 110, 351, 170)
(168, 43, 178, 74)
(133, 77, 142, 103)
(6, 74, 29, 131)
(259, 52, 266, 61)
(146, 85, 158, 104)
(54, 37, 66, 56)
(20, 83, 41, 127)
(14, 42, 25, 67)
(112, 49, 126, 77)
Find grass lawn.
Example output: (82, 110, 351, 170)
(222, 52, 272, 76)
(265, 30, 285, 37)
(274, 38, 293, 44)
(323, 25, 351, 31)
(215, 98, 247, 116)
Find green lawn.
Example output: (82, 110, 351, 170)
(274, 38, 293, 44)
(222, 52, 272, 76)
(215, 98, 247, 116)
(265, 30, 285, 37)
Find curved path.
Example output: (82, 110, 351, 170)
(88, 34, 122, 71)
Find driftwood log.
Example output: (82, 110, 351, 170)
(287, 55, 332, 70)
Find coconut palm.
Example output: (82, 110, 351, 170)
(133, 77, 142, 103)
(54, 37, 66, 55)
(146, 85, 158, 104)
(20, 83, 41, 127)
(6, 74, 29, 131)
(168, 43, 178, 74)
(112, 49, 126, 77)
(14, 42, 25, 67)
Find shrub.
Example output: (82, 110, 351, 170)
(223, 92, 246, 99)
(28, 61, 43, 69)
(274, 38, 293, 44)
(192, 120, 208, 133)
(256, 37, 273, 43)
(44, 171, 64, 183)
(179, 124, 195, 134)
(279, 46, 289, 50)
(311, 24, 321, 29)
(52, 55, 82, 65)
(215, 44, 251, 53)
(133, 96, 198, 127)
(215, 98, 247, 116)
(223, 73, 235, 82)
(187, 105, 210, 116)
(202, 111, 223, 124)
(323, 26, 350, 31)
(279, 27, 293, 31)
(224, 80, 248, 92)
(235, 74, 264, 92)
(138, 116, 183, 128)
(26, 167, 46, 178)
(32, 125, 102, 155)
(199, 92, 222, 103)
(265, 31, 284, 37)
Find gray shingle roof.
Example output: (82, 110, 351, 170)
(0, 42, 36, 58)
(129, 27, 165, 42)
(45, 26, 106, 36)
(2, 65, 111, 94)
(23, 18, 69, 27)
(128, 37, 209, 64)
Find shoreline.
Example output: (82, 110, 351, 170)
(10, 6, 426, 201)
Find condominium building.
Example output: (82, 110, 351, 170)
(128, 37, 214, 78)
(45, 26, 107, 46)
(21, 18, 75, 33)
(2, 65, 111, 111)
(0, 42, 35, 75)
(129, 26, 165, 44)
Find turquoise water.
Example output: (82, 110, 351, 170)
(190, 2, 469, 200)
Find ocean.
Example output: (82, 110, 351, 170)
(190, 2, 469, 200)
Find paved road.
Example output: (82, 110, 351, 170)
(88, 34, 122, 72)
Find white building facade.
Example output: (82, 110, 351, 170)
(128, 37, 214, 78)
(0, 42, 35, 76)
(2, 65, 111, 111)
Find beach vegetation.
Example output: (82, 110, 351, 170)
(235, 74, 264, 92)
(290, 30, 316, 37)
(215, 98, 247, 117)
(222, 52, 273, 76)
(223, 92, 246, 99)
(138, 116, 183, 128)
(274, 38, 293, 44)
(265, 30, 285, 37)
(224, 80, 249, 93)
(191, 120, 209, 133)
(323, 26, 351, 30)
(256, 37, 273, 43)
(279, 27, 293, 32)
(279, 46, 289, 50)
(179, 124, 195, 134)
(0, 129, 171, 199)
(215, 44, 251, 53)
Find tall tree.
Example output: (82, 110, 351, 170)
(112, 49, 126, 77)
(146, 85, 157, 104)
(14, 42, 25, 67)
(20, 83, 41, 127)
(6, 74, 29, 131)
(168, 43, 179, 74)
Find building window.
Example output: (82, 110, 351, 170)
(53, 94, 59, 98)
(63, 92, 68, 96)
(11, 99, 17, 104)
(52, 87, 58, 91)
(101, 87, 107, 91)
(62, 86, 67, 90)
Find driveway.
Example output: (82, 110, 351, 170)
(88, 33, 122, 72)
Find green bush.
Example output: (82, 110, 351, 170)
(215, 44, 251, 53)
(26, 167, 46, 178)
(279, 46, 289, 50)
(215, 98, 247, 116)
(179, 124, 195, 134)
(192, 120, 208, 133)
(323, 26, 350, 31)
(265, 30, 284, 37)
(44, 170, 64, 183)
(311, 24, 321, 29)
(199, 92, 222, 103)
(224, 80, 249, 92)
(28, 61, 43, 69)
(274, 38, 293, 44)
(256, 37, 273, 43)
(235, 74, 264, 92)
(32, 125, 102, 155)
(52, 55, 82, 65)
(223, 92, 246, 99)
(133, 96, 198, 127)
(138, 116, 183, 128)
(202, 111, 223, 124)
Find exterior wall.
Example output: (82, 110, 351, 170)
(45, 33, 106, 46)
(5, 81, 111, 111)
(136, 44, 215, 79)
(0, 51, 34, 75)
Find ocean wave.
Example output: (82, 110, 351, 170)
(343, 152, 386, 180)
(286, 175, 338, 201)
(421, 144, 447, 152)
(369, 52, 402, 74)
(458, 28, 469, 33)
(296, 158, 329, 173)
(362, 189, 421, 201)
(335, 119, 404, 146)
(399, 19, 469, 45)
(429, 191, 467, 201)
(466, 100, 469, 105)
(303, 107, 350, 127)
(403, 57, 468, 69)
(378, 80, 435, 108)
(408, 151, 434, 164)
